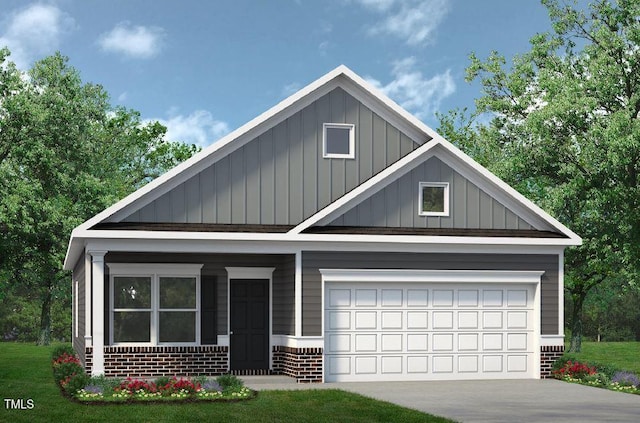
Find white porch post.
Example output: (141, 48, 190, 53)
(89, 250, 107, 376)
(294, 251, 302, 337)
(84, 252, 92, 347)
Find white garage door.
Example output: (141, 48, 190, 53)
(324, 282, 537, 382)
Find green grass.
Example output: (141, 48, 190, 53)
(564, 341, 640, 374)
(0, 343, 451, 423)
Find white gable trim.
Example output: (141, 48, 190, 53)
(430, 133, 581, 242)
(290, 137, 581, 244)
(289, 140, 438, 233)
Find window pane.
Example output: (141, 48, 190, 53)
(159, 277, 196, 309)
(422, 186, 445, 213)
(159, 312, 195, 343)
(325, 127, 351, 155)
(113, 312, 150, 342)
(113, 277, 151, 309)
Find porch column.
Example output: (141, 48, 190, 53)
(84, 252, 92, 346)
(88, 250, 107, 376)
(295, 251, 302, 337)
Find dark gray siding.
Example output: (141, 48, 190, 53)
(104, 253, 295, 341)
(120, 87, 418, 225)
(72, 252, 85, 365)
(329, 156, 533, 230)
(273, 255, 295, 335)
(302, 251, 559, 336)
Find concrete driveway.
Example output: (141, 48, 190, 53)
(242, 377, 640, 423)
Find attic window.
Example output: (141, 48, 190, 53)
(419, 182, 449, 216)
(323, 123, 355, 159)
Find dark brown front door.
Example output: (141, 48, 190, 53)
(230, 279, 269, 370)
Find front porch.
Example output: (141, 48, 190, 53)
(75, 250, 324, 383)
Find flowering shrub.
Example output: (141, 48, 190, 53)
(552, 360, 597, 380)
(51, 348, 90, 395)
(611, 371, 640, 387)
(72, 375, 252, 403)
(552, 356, 640, 396)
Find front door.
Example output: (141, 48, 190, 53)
(230, 279, 269, 370)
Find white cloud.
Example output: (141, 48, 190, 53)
(368, 57, 455, 120)
(282, 82, 302, 98)
(152, 109, 230, 147)
(98, 22, 164, 59)
(0, 3, 75, 69)
(117, 92, 128, 102)
(354, 0, 450, 45)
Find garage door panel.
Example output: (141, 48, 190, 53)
(329, 289, 351, 307)
(482, 311, 503, 329)
(355, 334, 377, 352)
(433, 290, 454, 306)
(407, 289, 428, 306)
(458, 355, 479, 373)
(507, 290, 528, 307)
(328, 311, 351, 330)
(458, 290, 479, 307)
(324, 282, 536, 382)
(355, 289, 376, 306)
(458, 311, 479, 329)
(382, 289, 403, 306)
(407, 311, 428, 328)
(381, 356, 403, 374)
(381, 311, 402, 329)
(407, 334, 428, 351)
(433, 311, 454, 329)
(483, 290, 504, 307)
(355, 311, 377, 329)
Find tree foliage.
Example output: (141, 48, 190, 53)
(0, 49, 199, 344)
(439, 0, 640, 350)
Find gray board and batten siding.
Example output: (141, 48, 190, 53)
(301, 251, 560, 337)
(328, 156, 534, 230)
(103, 252, 296, 341)
(118, 87, 418, 226)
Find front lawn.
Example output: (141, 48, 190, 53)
(0, 343, 451, 423)
(564, 341, 640, 374)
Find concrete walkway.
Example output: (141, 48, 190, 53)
(241, 377, 640, 423)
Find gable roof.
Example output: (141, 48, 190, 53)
(64, 65, 581, 270)
(73, 65, 432, 232)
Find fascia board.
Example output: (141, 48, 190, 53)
(290, 140, 440, 234)
(428, 132, 582, 244)
(71, 228, 581, 246)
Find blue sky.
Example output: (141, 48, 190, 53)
(1, 0, 558, 147)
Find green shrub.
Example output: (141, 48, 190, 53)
(51, 344, 75, 360)
(62, 372, 90, 394)
(154, 376, 171, 387)
(217, 374, 244, 392)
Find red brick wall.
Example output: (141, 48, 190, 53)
(540, 345, 564, 378)
(85, 346, 229, 378)
(273, 346, 323, 383)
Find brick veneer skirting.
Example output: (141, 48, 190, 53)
(273, 346, 323, 383)
(85, 346, 229, 378)
(540, 345, 564, 378)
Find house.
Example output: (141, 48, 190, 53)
(63, 65, 581, 383)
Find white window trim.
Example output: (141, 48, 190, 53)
(323, 123, 355, 159)
(107, 263, 203, 347)
(418, 181, 449, 217)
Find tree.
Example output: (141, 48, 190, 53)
(0, 49, 199, 344)
(439, 0, 640, 351)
